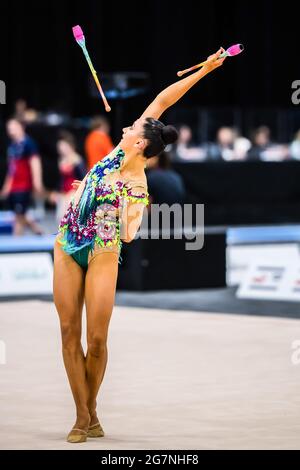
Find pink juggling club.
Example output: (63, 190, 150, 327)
(177, 44, 244, 77)
(72, 25, 111, 112)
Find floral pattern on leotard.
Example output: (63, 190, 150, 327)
(57, 147, 148, 261)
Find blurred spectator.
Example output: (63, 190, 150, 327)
(14, 98, 39, 124)
(290, 130, 300, 160)
(247, 126, 289, 161)
(0, 118, 44, 235)
(146, 151, 186, 205)
(48, 131, 86, 222)
(85, 115, 114, 169)
(14, 99, 27, 120)
(174, 124, 206, 161)
(247, 126, 271, 160)
(206, 127, 235, 161)
(233, 137, 252, 161)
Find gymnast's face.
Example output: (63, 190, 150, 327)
(120, 118, 147, 153)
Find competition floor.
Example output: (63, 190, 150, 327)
(1, 300, 300, 450)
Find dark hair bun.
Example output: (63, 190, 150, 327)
(161, 125, 178, 145)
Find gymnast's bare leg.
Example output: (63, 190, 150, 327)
(53, 240, 90, 440)
(84, 252, 119, 429)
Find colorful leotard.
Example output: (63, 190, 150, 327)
(55, 146, 149, 268)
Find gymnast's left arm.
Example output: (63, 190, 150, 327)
(120, 201, 146, 243)
(140, 47, 226, 120)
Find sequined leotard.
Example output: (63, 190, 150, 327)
(55, 146, 149, 268)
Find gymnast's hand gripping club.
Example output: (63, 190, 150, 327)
(177, 44, 244, 77)
(72, 25, 111, 112)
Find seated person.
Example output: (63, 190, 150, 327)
(233, 137, 251, 161)
(206, 126, 235, 161)
(174, 124, 206, 161)
(247, 126, 289, 161)
(146, 151, 186, 205)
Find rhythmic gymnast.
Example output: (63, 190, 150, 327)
(53, 47, 227, 443)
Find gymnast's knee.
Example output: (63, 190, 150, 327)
(61, 322, 81, 352)
(87, 335, 107, 357)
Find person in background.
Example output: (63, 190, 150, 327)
(0, 118, 44, 235)
(146, 151, 186, 205)
(233, 136, 252, 161)
(247, 126, 272, 161)
(85, 116, 114, 170)
(14, 99, 28, 121)
(206, 126, 235, 161)
(174, 124, 206, 161)
(247, 126, 289, 161)
(48, 131, 87, 223)
(14, 98, 39, 124)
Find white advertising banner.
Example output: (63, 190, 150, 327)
(236, 244, 300, 302)
(0, 253, 53, 296)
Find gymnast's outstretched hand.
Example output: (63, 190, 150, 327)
(202, 47, 227, 73)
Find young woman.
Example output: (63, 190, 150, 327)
(53, 47, 226, 443)
(48, 131, 87, 223)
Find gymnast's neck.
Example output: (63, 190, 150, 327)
(119, 146, 146, 179)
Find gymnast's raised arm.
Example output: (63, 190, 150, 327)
(140, 47, 226, 120)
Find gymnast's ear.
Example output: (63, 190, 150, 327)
(134, 138, 147, 151)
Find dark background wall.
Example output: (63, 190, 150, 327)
(0, 0, 300, 225)
(1, 0, 299, 119)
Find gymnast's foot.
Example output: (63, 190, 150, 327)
(67, 415, 90, 443)
(87, 411, 105, 437)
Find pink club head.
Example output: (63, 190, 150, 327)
(72, 25, 84, 42)
(226, 44, 244, 57)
